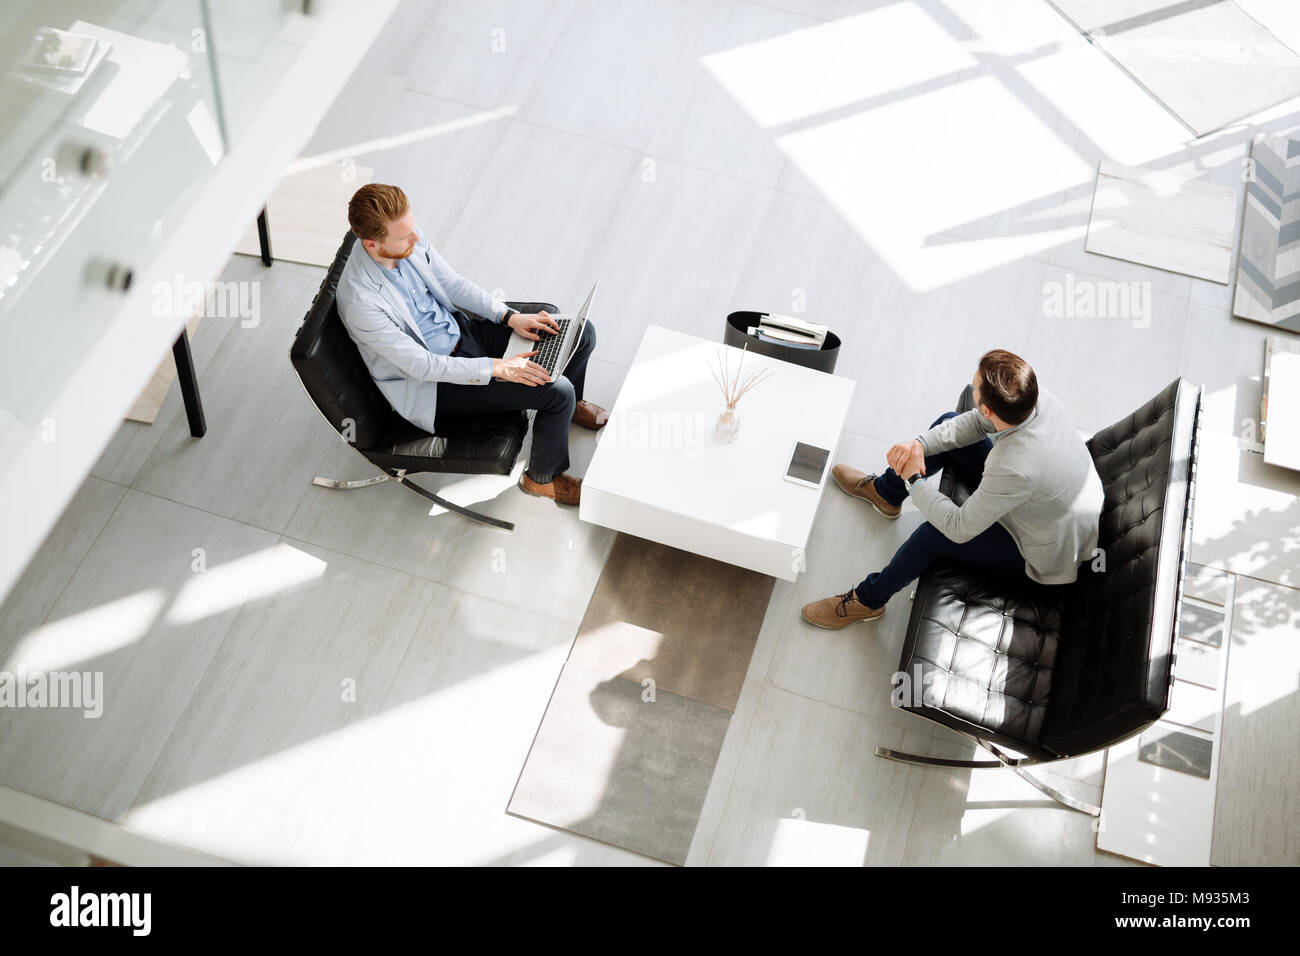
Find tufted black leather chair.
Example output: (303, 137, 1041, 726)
(289, 232, 544, 531)
(878, 379, 1201, 814)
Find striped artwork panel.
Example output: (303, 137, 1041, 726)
(1234, 131, 1300, 332)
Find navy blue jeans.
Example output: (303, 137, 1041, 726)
(854, 411, 1025, 609)
(436, 310, 595, 483)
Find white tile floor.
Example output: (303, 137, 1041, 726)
(3, 0, 1299, 866)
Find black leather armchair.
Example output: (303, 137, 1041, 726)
(289, 231, 550, 532)
(877, 379, 1202, 815)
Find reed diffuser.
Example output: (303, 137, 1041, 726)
(709, 344, 773, 443)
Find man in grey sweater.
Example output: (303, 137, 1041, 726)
(802, 350, 1104, 628)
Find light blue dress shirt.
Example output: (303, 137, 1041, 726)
(381, 256, 461, 354)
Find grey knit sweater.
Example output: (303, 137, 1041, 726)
(909, 389, 1104, 585)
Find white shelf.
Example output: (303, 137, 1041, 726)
(0, 0, 401, 606)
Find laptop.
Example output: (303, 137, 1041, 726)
(505, 282, 597, 377)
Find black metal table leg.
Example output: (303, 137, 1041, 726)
(172, 328, 206, 438)
(256, 206, 273, 267)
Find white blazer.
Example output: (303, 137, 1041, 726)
(335, 228, 508, 432)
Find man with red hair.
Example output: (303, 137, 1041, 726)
(336, 183, 606, 506)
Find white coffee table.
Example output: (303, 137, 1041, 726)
(580, 325, 855, 581)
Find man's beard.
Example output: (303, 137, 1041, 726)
(386, 241, 416, 260)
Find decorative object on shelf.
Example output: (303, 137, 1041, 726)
(56, 142, 112, 178)
(83, 259, 132, 292)
(20, 27, 97, 75)
(708, 343, 773, 444)
(9, 30, 111, 96)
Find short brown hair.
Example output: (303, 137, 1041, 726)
(976, 349, 1038, 424)
(348, 183, 409, 242)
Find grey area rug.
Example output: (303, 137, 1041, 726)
(1048, 0, 1300, 137)
(1234, 129, 1300, 331)
(508, 533, 775, 865)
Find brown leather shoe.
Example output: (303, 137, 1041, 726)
(572, 400, 609, 431)
(519, 471, 582, 505)
(801, 589, 885, 629)
(832, 464, 901, 519)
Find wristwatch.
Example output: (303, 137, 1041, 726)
(906, 473, 925, 489)
(501, 307, 518, 324)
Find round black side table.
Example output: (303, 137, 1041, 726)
(723, 311, 841, 373)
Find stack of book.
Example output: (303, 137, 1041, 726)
(747, 313, 828, 351)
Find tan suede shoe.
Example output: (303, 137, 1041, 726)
(801, 589, 885, 629)
(832, 464, 901, 519)
(519, 472, 582, 505)
(572, 400, 609, 431)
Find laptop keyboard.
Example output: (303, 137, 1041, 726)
(531, 317, 572, 374)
